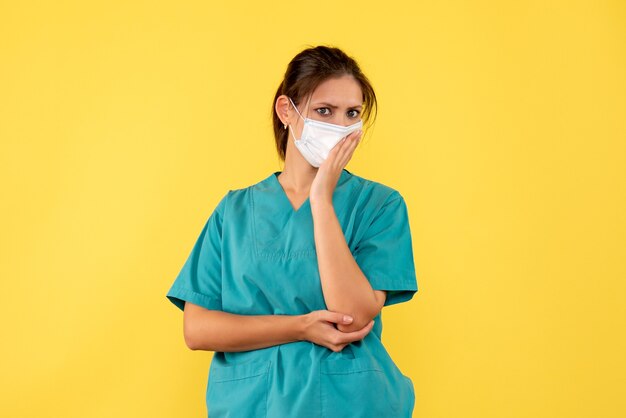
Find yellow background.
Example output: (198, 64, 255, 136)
(1, 1, 625, 417)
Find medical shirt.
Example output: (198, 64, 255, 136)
(166, 168, 419, 418)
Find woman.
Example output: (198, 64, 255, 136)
(166, 45, 419, 418)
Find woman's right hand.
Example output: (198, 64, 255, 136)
(299, 310, 375, 352)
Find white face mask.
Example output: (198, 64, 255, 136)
(287, 97, 363, 167)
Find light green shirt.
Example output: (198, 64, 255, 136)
(167, 168, 418, 417)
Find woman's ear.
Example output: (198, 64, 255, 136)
(276, 95, 291, 126)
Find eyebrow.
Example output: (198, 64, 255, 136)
(313, 102, 363, 109)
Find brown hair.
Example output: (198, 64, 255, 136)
(271, 44, 378, 162)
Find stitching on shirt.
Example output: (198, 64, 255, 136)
(256, 249, 317, 260)
(250, 187, 260, 259)
(319, 359, 323, 418)
(265, 360, 271, 417)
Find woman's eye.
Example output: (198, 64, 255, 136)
(316, 108, 361, 118)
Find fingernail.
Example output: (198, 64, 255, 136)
(343, 315, 353, 323)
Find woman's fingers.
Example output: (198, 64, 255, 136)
(332, 130, 361, 156)
(307, 311, 375, 352)
(319, 310, 354, 325)
(335, 130, 362, 166)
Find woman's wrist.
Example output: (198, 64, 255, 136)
(293, 313, 309, 342)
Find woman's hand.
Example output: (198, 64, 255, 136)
(299, 309, 374, 352)
(309, 129, 362, 206)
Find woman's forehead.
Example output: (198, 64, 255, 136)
(306, 79, 363, 107)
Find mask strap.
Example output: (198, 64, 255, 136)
(288, 122, 298, 142)
(288, 97, 306, 122)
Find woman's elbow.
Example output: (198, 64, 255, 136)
(183, 316, 201, 350)
(182, 302, 216, 351)
(335, 309, 379, 333)
(335, 293, 385, 333)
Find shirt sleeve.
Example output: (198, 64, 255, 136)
(165, 192, 229, 312)
(353, 191, 419, 307)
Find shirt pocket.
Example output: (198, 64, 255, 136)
(206, 359, 271, 418)
(320, 356, 394, 418)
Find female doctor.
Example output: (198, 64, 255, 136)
(166, 45, 419, 418)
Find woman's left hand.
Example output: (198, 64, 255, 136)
(309, 129, 362, 206)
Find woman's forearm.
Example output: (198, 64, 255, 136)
(311, 200, 380, 333)
(184, 307, 306, 352)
